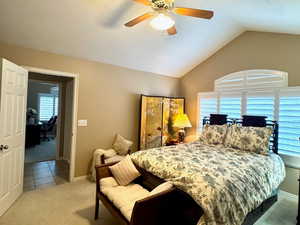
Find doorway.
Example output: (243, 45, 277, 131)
(23, 69, 78, 192)
(25, 80, 59, 163)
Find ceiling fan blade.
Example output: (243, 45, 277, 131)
(167, 26, 177, 35)
(133, 0, 151, 6)
(173, 7, 214, 19)
(124, 13, 154, 27)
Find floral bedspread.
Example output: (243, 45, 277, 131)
(131, 141, 285, 225)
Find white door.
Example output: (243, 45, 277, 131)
(0, 59, 28, 216)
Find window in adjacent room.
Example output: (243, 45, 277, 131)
(39, 94, 59, 121)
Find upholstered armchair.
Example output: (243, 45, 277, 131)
(91, 134, 133, 181)
(102, 134, 133, 163)
(100, 148, 132, 164)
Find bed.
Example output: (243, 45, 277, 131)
(130, 114, 286, 225)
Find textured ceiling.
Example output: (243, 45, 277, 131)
(0, 0, 299, 77)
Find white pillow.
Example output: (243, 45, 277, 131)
(109, 156, 141, 186)
(112, 134, 133, 155)
(150, 182, 173, 196)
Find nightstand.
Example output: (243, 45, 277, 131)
(165, 140, 180, 146)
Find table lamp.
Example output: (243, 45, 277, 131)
(173, 114, 192, 143)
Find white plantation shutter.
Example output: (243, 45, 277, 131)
(215, 70, 288, 91)
(245, 71, 288, 89)
(198, 93, 218, 131)
(54, 96, 59, 116)
(215, 73, 244, 91)
(219, 93, 242, 118)
(278, 89, 300, 155)
(197, 70, 300, 157)
(246, 91, 275, 120)
(39, 94, 59, 121)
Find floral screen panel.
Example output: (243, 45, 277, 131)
(139, 96, 185, 150)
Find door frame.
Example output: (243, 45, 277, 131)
(23, 66, 79, 182)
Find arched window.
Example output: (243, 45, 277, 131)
(214, 70, 288, 91)
(198, 70, 300, 157)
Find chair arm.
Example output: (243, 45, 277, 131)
(95, 162, 117, 179)
(100, 154, 105, 164)
(95, 162, 118, 193)
(130, 188, 177, 225)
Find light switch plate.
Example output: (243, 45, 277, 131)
(78, 120, 88, 127)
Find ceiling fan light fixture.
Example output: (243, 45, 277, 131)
(150, 13, 175, 30)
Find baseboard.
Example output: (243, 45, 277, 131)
(279, 189, 298, 199)
(72, 175, 88, 182)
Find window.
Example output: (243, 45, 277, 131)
(39, 94, 59, 121)
(220, 94, 242, 118)
(246, 91, 275, 120)
(278, 89, 300, 155)
(198, 93, 217, 129)
(198, 70, 300, 156)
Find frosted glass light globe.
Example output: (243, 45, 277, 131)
(150, 14, 175, 30)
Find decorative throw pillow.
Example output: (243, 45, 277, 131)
(223, 124, 241, 149)
(225, 124, 273, 155)
(150, 182, 173, 196)
(112, 134, 133, 156)
(199, 124, 228, 145)
(109, 155, 141, 186)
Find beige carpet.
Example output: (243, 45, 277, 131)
(0, 179, 298, 225)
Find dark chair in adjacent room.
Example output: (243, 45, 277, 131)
(40, 116, 57, 141)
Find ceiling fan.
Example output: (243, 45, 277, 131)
(124, 0, 214, 35)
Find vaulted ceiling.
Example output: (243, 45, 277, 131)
(0, 0, 299, 77)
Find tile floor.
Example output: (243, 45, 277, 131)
(23, 160, 69, 192)
(25, 139, 56, 163)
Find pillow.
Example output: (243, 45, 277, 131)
(109, 155, 141, 186)
(199, 124, 228, 145)
(224, 124, 273, 155)
(150, 182, 173, 196)
(112, 134, 133, 156)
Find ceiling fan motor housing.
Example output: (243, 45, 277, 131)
(151, 0, 174, 10)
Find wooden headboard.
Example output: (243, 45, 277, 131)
(203, 114, 279, 154)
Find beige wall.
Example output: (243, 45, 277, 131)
(0, 42, 180, 177)
(180, 31, 300, 195)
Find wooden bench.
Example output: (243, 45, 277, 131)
(94, 162, 202, 225)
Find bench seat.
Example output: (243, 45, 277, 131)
(100, 177, 150, 221)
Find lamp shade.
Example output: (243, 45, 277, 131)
(173, 114, 192, 128)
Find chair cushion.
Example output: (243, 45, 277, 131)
(100, 177, 119, 192)
(104, 155, 126, 164)
(103, 149, 117, 158)
(109, 156, 141, 186)
(100, 177, 149, 221)
(112, 134, 133, 155)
